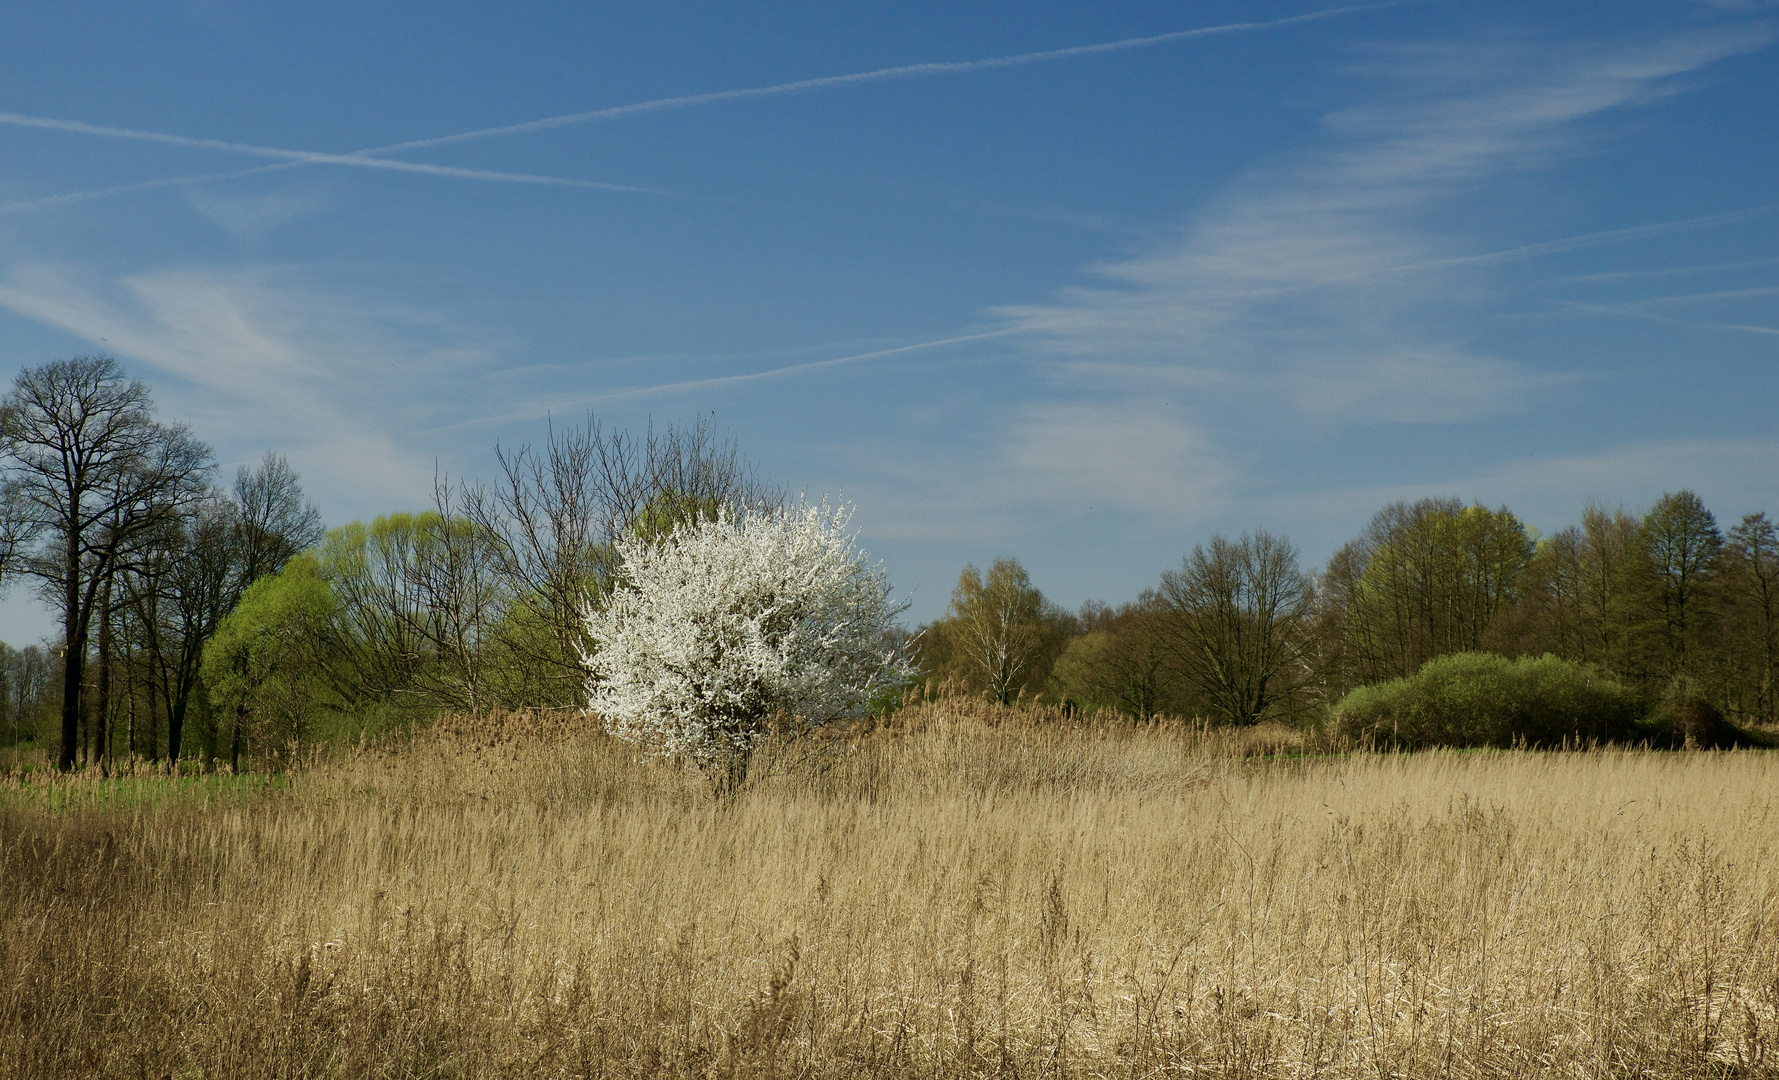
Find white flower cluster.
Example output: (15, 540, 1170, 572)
(582, 501, 911, 777)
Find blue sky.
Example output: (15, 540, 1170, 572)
(1, 0, 1775, 639)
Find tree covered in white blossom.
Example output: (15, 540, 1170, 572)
(582, 501, 912, 787)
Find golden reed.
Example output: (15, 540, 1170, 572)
(2, 701, 1775, 1078)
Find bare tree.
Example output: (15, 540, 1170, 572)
(232, 452, 324, 588)
(120, 454, 323, 764)
(458, 414, 778, 706)
(0, 357, 212, 770)
(1159, 531, 1311, 726)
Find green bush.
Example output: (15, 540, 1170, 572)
(1332, 653, 1645, 749)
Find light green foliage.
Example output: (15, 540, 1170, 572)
(1332, 652, 1645, 750)
(1322, 500, 1532, 689)
(916, 559, 1073, 704)
(315, 512, 508, 711)
(315, 514, 438, 700)
(202, 554, 338, 765)
(1517, 503, 1640, 673)
(1047, 599, 1180, 719)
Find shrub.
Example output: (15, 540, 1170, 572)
(1648, 676, 1730, 749)
(1332, 652, 1645, 749)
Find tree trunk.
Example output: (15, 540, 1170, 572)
(230, 703, 245, 773)
(59, 538, 82, 772)
(145, 671, 160, 763)
(95, 575, 112, 774)
(168, 695, 186, 768)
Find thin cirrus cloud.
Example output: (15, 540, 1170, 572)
(0, 264, 497, 517)
(1255, 437, 1779, 535)
(185, 184, 337, 241)
(844, 401, 1229, 546)
(995, 26, 1775, 430)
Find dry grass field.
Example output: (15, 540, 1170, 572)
(3, 702, 1777, 1079)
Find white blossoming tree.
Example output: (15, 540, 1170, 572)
(582, 501, 913, 789)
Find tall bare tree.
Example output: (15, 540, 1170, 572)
(0, 357, 211, 770)
(1159, 530, 1311, 726)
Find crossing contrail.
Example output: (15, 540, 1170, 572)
(0, 110, 666, 192)
(371, 2, 1414, 155)
(0, 1, 1411, 208)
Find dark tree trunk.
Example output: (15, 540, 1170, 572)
(146, 674, 159, 763)
(95, 574, 112, 774)
(59, 540, 81, 772)
(230, 703, 245, 773)
(168, 695, 186, 768)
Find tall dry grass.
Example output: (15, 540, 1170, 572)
(3, 700, 1777, 1078)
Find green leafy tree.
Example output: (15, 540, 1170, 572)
(1047, 596, 1180, 719)
(314, 511, 507, 713)
(1320, 500, 1532, 689)
(1717, 512, 1777, 725)
(202, 554, 337, 769)
(1519, 503, 1640, 673)
(917, 559, 1072, 704)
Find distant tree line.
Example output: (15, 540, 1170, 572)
(914, 494, 1778, 731)
(4, 356, 1772, 770)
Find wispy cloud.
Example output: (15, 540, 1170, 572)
(187, 184, 335, 240)
(998, 25, 1775, 426)
(0, 165, 283, 217)
(0, 265, 504, 517)
(1551, 298, 1779, 336)
(842, 400, 1230, 545)
(1256, 436, 1779, 542)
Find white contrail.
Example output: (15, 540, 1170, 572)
(588, 327, 1025, 399)
(373, 2, 1413, 154)
(1553, 255, 1779, 284)
(1553, 299, 1779, 336)
(1628, 284, 1779, 305)
(0, 110, 665, 193)
(0, 164, 290, 216)
(447, 328, 1028, 430)
(1393, 203, 1779, 273)
(0, 2, 1407, 210)
(0, 1, 1401, 185)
